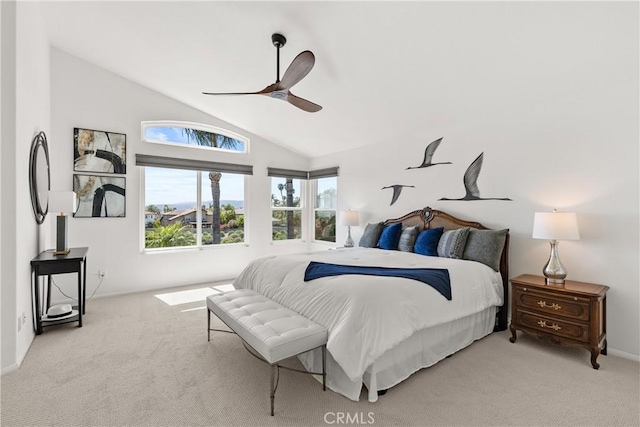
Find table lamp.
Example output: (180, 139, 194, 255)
(339, 210, 359, 248)
(532, 210, 580, 284)
(49, 191, 77, 255)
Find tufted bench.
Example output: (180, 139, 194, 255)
(206, 289, 328, 416)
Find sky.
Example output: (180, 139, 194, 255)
(145, 167, 245, 205)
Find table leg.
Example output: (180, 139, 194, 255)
(46, 275, 52, 313)
(33, 271, 43, 335)
(82, 257, 87, 315)
(77, 270, 83, 327)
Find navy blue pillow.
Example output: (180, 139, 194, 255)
(414, 227, 445, 256)
(378, 223, 403, 250)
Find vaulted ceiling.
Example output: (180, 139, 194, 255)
(40, 2, 635, 158)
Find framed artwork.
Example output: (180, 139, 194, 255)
(73, 174, 126, 218)
(74, 128, 126, 174)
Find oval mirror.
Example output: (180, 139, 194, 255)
(29, 131, 50, 224)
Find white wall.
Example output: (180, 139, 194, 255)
(48, 48, 310, 300)
(311, 73, 639, 357)
(1, 1, 51, 373)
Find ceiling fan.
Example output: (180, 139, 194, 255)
(203, 33, 322, 113)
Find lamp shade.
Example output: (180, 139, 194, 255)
(48, 191, 77, 215)
(339, 210, 360, 227)
(532, 211, 580, 241)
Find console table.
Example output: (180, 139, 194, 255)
(30, 247, 88, 334)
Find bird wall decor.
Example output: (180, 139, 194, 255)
(406, 137, 452, 169)
(382, 185, 415, 206)
(438, 153, 512, 201)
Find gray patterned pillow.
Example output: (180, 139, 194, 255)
(462, 229, 508, 271)
(358, 222, 384, 248)
(397, 226, 419, 252)
(437, 227, 470, 259)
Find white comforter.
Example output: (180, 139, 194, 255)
(232, 248, 503, 383)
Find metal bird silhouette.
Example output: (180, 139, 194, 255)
(406, 137, 452, 169)
(439, 153, 512, 201)
(382, 185, 415, 206)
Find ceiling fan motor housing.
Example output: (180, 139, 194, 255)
(271, 33, 287, 48)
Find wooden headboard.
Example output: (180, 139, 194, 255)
(384, 206, 509, 332)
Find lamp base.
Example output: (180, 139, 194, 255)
(544, 277, 565, 286)
(542, 240, 567, 285)
(344, 226, 354, 248)
(56, 214, 69, 255)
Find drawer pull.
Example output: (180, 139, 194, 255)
(537, 320, 562, 331)
(537, 300, 561, 310)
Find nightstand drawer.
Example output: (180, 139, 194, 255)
(515, 310, 590, 343)
(513, 286, 590, 322)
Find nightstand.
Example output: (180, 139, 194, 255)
(30, 247, 88, 335)
(509, 274, 608, 369)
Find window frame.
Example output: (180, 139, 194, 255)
(270, 177, 305, 243)
(311, 177, 338, 245)
(140, 167, 249, 253)
(141, 120, 249, 154)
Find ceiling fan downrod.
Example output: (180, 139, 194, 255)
(272, 33, 286, 83)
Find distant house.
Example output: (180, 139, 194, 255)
(144, 211, 156, 227)
(167, 208, 211, 229)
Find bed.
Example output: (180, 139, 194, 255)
(232, 206, 509, 402)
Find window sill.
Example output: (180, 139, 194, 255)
(142, 243, 249, 254)
(270, 240, 306, 245)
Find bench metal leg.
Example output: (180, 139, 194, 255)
(322, 345, 326, 391)
(207, 309, 211, 342)
(270, 363, 277, 416)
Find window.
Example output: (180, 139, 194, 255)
(200, 172, 245, 245)
(266, 166, 338, 243)
(144, 168, 245, 249)
(271, 177, 303, 241)
(138, 154, 251, 250)
(142, 121, 248, 154)
(314, 177, 337, 243)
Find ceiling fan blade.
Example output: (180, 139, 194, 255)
(203, 84, 277, 96)
(202, 91, 261, 96)
(287, 92, 322, 113)
(277, 51, 315, 91)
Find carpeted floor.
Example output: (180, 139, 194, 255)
(1, 282, 638, 427)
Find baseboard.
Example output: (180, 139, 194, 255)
(607, 348, 640, 362)
(2, 332, 33, 377)
(50, 278, 236, 306)
(1, 363, 18, 376)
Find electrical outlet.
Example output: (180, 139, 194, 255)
(17, 316, 22, 332)
(98, 269, 106, 278)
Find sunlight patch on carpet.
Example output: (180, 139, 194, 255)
(211, 283, 235, 293)
(181, 306, 208, 312)
(155, 286, 225, 306)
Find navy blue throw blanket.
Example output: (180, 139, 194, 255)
(304, 262, 452, 300)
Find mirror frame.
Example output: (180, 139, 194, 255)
(29, 131, 51, 224)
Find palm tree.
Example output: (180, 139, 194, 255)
(182, 129, 241, 244)
(277, 183, 285, 203)
(146, 204, 161, 215)
(285, 179, 295, 239)
(209, 172, 222, 243)
(145, 223, 195, 248)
